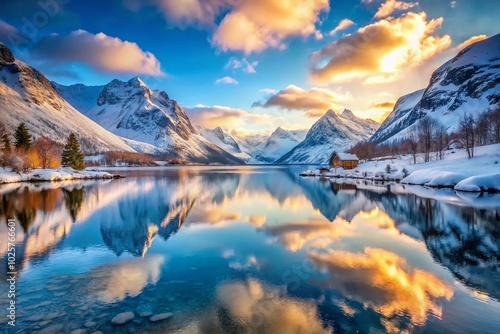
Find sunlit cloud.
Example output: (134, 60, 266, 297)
(225, 57, 258, 73)
(30, 30, 165, 76)
(329, 18, 355, 36)
(361, 101, 396, 122)
(0, 19, 32, 47)
(199, 279, 331, 333)
(253, 84, 353, 117)
(215, 76, 239, 85)
(309, 248, 453, 331)
(259, 88, 277, 94)
(453, 34, 488, 51)
(374, 0, 419, 19)
(310, 12, 451, 85)
(185, 104, 285, 129)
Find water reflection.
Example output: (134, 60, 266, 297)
(0, 166, 499, 334)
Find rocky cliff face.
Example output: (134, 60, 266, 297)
(0, 43, 134, 153)
(371, 33, 500, 144)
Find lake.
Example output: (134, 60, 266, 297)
(1, 165, 500, 334)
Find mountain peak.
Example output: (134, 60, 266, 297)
(0, 43, 15, 64)
(341, 109, 354, 117)
(128, 76, 147, 87)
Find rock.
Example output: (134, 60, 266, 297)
(91, 332, 104, 334)
(70, 330, 87, 334)
(38, 324, 64, 334)
(96, 313, 110, 319)
(139, 311, 153, 317)
(111, 312, 135, 325)
(84, 321, 96, 328)
(167, 296, 176, 302)
(0, 43, 15, 64)
(149, 312, 173, 322)
(45, 312, 61, 320)
(26, 314, 46, 322)
(39, 320, 52, 326)
(80, 305, 89, 311)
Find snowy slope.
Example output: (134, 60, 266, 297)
(0, 43, 134, 153)
(276, 109, 379, 164)
(371, 33, 500, 144)
(252, 127, 308, 163)
(55, 78, 244, 164)
(198, 126, 250, 161)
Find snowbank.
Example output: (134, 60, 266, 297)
(0, 167, 121, 184)
(454, 173, 500, 193)
(301, 143, 500, 192)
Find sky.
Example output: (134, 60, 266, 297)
(0, 0, 498, 136)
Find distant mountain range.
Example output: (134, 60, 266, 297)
(1, 33, 499, 164)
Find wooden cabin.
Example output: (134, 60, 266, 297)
(329, 152, 359, 169)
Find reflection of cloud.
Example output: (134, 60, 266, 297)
(310, 12, 451, 85)
(309, 248, 453, 330)
(248, 215, 266, 227)
(89, 255, 164, 303)
(264, 218, 352, 252)
(199, 279, 331, 333)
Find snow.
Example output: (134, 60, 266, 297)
(301, 143, 500, 192)
(0, 167, 118, 184)
(335, 153, 359, 161)
(455, 174, 500, 192)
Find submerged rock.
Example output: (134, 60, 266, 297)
(38, 324, 64, 334)
(111, 312, 135, 325)
(84, 321, 97, 328)
(149, 312, 173, 322)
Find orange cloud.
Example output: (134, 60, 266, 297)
(310, 12, 451, 85)
(374, 0, 418, 18)
(329, 18, 355, 36)
(253, 85, 353, 116)
(31, 30, 165, 76)
(453, 34, 488, 51)
(211, 0, 330, 54)
(185, 104, 285, 129)
(309, 248, 453, 331)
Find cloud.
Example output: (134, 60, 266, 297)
(253, 85, 353, 116)
(185, 104, 284, 129)
(374, 0, 418, 19)
(453, 34, 487, 51)
(329, 19, 355, 36)
(309, 248, 453, 332)
(212, 0, 329, 54)
(215, 76, 239, 85)
(225, 57, 258, 73)
(258, 88, 277, 94)
(310, 12, 451, 85)
(146, 0, 328, 54)
(30, 29, 165, 76)
(450, 1, 457, 9)
(0, 20, 32, 48)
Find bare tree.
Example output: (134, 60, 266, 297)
(475, 111, 490, 146)
(433, 122, 447, 160)
(406, 132, 419, 164)
(417, 118, 438, 162)
(35, 137, 61, 169)
(458, 112, 476, 159)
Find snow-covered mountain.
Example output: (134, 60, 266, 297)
(371, 33, 500, 144)
(197, 126, 250, 161)
(54, 79, 244, 164)
(252, 127, 307, 163)
(0, 43, 134, 153)
(276, 109, 379, 164)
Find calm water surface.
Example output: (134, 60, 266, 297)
(1, 165, 500, 334)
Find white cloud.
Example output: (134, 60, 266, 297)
(30, 29, 165, 76)
(225, 57, 258, 73)
(215, 76, 239, 85)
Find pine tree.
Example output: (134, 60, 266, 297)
(14, 122, 33, 151)
(61, 133, 85, 170)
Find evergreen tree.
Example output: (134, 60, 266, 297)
(14, 122, 33, 151)
(61, 133, 85, 170)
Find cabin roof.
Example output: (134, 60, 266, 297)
(334, 152, 359, 161)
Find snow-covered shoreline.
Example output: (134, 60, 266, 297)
(301, 143, 500, 193)
(0, 167, 123, 184)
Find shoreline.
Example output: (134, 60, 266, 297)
(0, 167, 125, 185)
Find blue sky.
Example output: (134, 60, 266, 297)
(0, 0, 498, 134)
